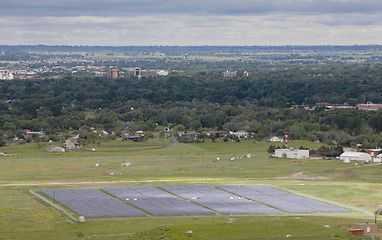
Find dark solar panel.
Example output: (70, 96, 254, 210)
(41, 188, 146, 217)
(102, 186, 214, 216)
(159, 185, 283, 214)
(217, 186, 350, 213)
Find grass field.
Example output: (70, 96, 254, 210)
(1, 139, 382, 239)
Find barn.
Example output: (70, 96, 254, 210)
(339, 152, 372, 162)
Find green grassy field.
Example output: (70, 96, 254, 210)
(1, 139, 381, 239)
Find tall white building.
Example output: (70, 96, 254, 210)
(0, 70, 14, 80)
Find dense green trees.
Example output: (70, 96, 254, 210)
(0, 63, 381, 147)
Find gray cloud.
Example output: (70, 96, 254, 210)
(0, 0, 381, 45)
(1, 14, 381, 46)
(1, 0, 382, 17)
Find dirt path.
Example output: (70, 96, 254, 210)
(274, 171, 331, 180)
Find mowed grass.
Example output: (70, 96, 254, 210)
(1, 139, 382, 239)
(0, 139, 356, 184)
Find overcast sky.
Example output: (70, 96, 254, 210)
(1, 0, 381, 46)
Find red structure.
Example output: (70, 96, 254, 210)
(284, 132, 289, 149)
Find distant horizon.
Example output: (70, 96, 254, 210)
(1, 44, 382, 47)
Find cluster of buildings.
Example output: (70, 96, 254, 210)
(0, 70, 14, 80)
(177, 130, 251, 140)
(292, 102, 382, 111)
(46, 137, 82, 153)
(109, 68, 169, 79)
(222, 70, 250, 77)
(339, 149, 382, 163)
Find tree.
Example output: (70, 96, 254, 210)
(0, 136, 5, 147)
(375, 206, 382, 223)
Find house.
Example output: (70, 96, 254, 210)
(135, 130, 145, 136)
(204, 131, 229, 138)
(274, 148, 309, 159)
(46, 145, 65, 153)
(24, 129, 44, 137)
(63, 137, 81, 150)
(178, 131, 200, 140)
(123, 135, 141, 142)
(233, 130, 250, 139)
(268, 136, 284, 142)
(339, 152, 372, 162)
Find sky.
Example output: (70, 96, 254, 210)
(0, 0, 382, 46)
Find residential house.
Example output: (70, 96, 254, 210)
(233, 130, 250, 139)
(178, 131, 200, 140)
(204, 131, 229, 138)
(123, 136, 141, 142)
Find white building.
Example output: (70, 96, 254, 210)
(233, 130, 250, 139)
(156, 70, 169, 76)
(339, 152, 372, 162)
(268, 136, 284, 142)
(375, 154, 382, 163)
(0, 70, 14, 80)
(222, 70, 237, 77)
(274, 148, 309, 159)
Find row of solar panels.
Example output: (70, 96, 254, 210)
(41, 185, 350, 218)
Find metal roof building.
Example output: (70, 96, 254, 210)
(339, 152, 372, 162)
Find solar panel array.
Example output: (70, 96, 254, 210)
(216, 186, 351, 213)
(41, 185, 350, 217)
(41, 188, 146, 217)
(159, 185, 283, 214)
(102, 186, 214, 216)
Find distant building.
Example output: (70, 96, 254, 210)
(268, 136, 284, 142)
(142, 72, 157, 78)
(123, 135, 141, 142)
(24, 129, 44, 137)
(274, 148, 309, 159)
(110, 69, 119, 79)
(356, 102, 382, 111)
(46, 145, 65, 153)
(339, 152, 372, 162)
(178, 131, 200, 140)
(134, 67, 141, 77)
(233, 130, 250, 139)
(203, 131, 229, 138)
(157, 70, 169, 76)
(222, 70, 237, 77)
(365, 149, 382, 157)
(63, 137, 81, 151)
(0, 70, 14, 80)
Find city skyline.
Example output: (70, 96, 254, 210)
(0, 0, 382, 46)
